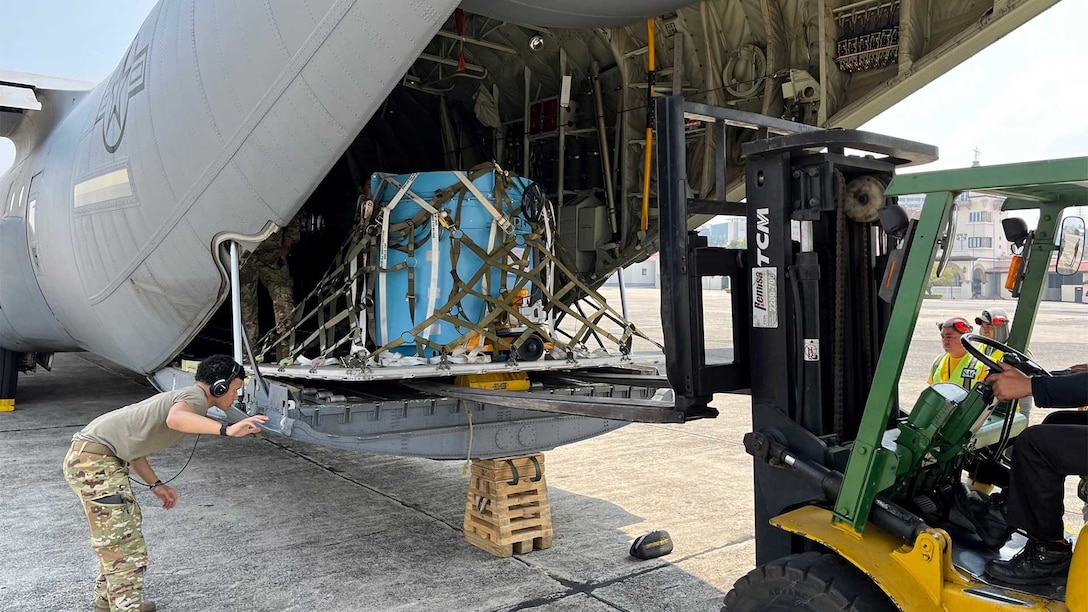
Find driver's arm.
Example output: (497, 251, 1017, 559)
(1031, 372, 1088, 409)
(987, 365, 1086, 406)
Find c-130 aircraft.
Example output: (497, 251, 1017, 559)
(0, 0, 1060, 458)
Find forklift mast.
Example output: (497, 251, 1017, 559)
(655, 96, 937, 564)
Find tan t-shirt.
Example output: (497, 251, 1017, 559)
(74, 386, 212, 462)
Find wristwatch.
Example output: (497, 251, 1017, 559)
(219, 422, 229, 437)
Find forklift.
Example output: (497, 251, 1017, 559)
(653, 96, 1087, 610)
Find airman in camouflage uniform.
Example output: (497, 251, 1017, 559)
(64, 355, 267, 611)
(241, 217, 301, 360)
(65, 447, 149, 611)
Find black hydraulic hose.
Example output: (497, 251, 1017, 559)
(782, 450, 927, 544)
(991, 399, 1017, 464)
(790, 455, 926, 544)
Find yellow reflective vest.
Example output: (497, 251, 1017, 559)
(928, 353, 988, 391)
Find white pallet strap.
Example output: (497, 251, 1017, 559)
(423, 213, 441, 342)
(454, 171, 513, 233)
(379, 172, 418, 345)
(482, 218, 498, 291)
(477, 218, 498, 324)
(380, 172, 440, 215)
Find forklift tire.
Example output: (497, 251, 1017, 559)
(723, 552, 896, 612)
(0, 348, 18, 400)
(516, 335, 545, 362)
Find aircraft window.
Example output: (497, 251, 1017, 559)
(74, 167, 132, 209)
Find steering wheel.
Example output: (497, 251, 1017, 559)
(960, 334, 1050, 377)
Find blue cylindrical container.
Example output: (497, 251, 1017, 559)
(370, 170, 530, 357)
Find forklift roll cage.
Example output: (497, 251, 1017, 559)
(654, 95, 1088, 609)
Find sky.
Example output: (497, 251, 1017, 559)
(861, 0, 1088, 172)
(1, 0, 1086, 175)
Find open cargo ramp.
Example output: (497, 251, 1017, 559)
(151, 357, 679, 459)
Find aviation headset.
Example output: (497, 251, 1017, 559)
(129, 359, 245, 491)
(210, 361, 244, 397)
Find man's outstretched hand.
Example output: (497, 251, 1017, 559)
(986, 363, 1034, 402)
(152, 484, 178, 509)
(227, 415, 269, 437)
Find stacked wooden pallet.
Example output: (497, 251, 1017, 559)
(464, 453, 553, 557)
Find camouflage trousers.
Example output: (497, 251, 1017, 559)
(240, 260, 294, 360)
(64, 446, 148, 611)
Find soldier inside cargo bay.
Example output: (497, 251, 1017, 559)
(241, 216, 302, 361)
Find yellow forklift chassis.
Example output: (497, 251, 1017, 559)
(772, 506, 1085, 611)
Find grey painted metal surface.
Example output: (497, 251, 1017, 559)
(0, 217, 75, 351)
(0, 0, 461, 373)
(0, 1, 1057, 376)
(257, 351, 664, 382)
(461, 0, 700, 27)
(0, 0, 1065, 459)
(150, 363, 659, 459)
(0, 1, 710, 375)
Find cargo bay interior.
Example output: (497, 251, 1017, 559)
(183, 11, 689, 359)
(179, 1, 992, 361)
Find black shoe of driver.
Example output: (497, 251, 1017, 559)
(957, 490, 1014, 551)
(985, 538, 1073, 586)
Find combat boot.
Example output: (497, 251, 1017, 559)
(985, 538, 1073, 586)
(93, 598, 156, 611)
(956, 488, 1014, 551)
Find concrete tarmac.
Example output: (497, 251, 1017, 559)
(1, 354, 731, 612)
(4, 296, 1086, 611)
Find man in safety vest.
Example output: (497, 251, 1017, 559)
(976, 308, 1034, 419)
(927, 317, 988, 390)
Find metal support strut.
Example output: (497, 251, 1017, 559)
(230, 241, 244, 366)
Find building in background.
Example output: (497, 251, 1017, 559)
(897, 193, 1087, 301)
(607, 253, 659, 288)
(602, 199, 1087, 302)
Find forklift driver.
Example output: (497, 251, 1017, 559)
(974, 365, 1088, 586)
(928, 317, 988, 390)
